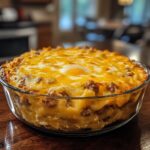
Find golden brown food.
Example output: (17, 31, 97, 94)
(0, 47, 148, 131)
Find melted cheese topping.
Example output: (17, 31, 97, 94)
(1, 47, 147, 97)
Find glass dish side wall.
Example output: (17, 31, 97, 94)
(2, 84, 148, 135)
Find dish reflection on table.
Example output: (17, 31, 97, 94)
(4, 121, 15, 150)
(3, 117, 141, 150)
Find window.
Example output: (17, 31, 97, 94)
(59, 0, 98, 31)
(59, 0, 74, 31)
(125, 0, 150, 24)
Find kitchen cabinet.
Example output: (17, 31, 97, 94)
(19, 0, 52, 4)
(13, 0, 59, 46)
(37, 23, 52, 48)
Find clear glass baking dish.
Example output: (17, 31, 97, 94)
(0, 63, 149, 137)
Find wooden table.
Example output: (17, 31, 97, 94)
(0, 84, 150, 150)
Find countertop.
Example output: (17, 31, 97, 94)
(0, 84, 150, 150)
(0, 20, 51, 29)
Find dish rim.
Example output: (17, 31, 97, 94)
(0, 61, 149, 100)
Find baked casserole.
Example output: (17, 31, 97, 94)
(0, 47, 149, 134)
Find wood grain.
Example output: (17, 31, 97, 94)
(0, 84, 150, 150)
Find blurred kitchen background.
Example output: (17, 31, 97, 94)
(0, 0, 150, 65)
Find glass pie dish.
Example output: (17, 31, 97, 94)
(0, 62, 149, 137)
(0, 47, 150, 137)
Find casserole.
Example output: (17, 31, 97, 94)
(0, 47, 149, 136)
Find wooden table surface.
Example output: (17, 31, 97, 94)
(0, 84, 150, 150)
